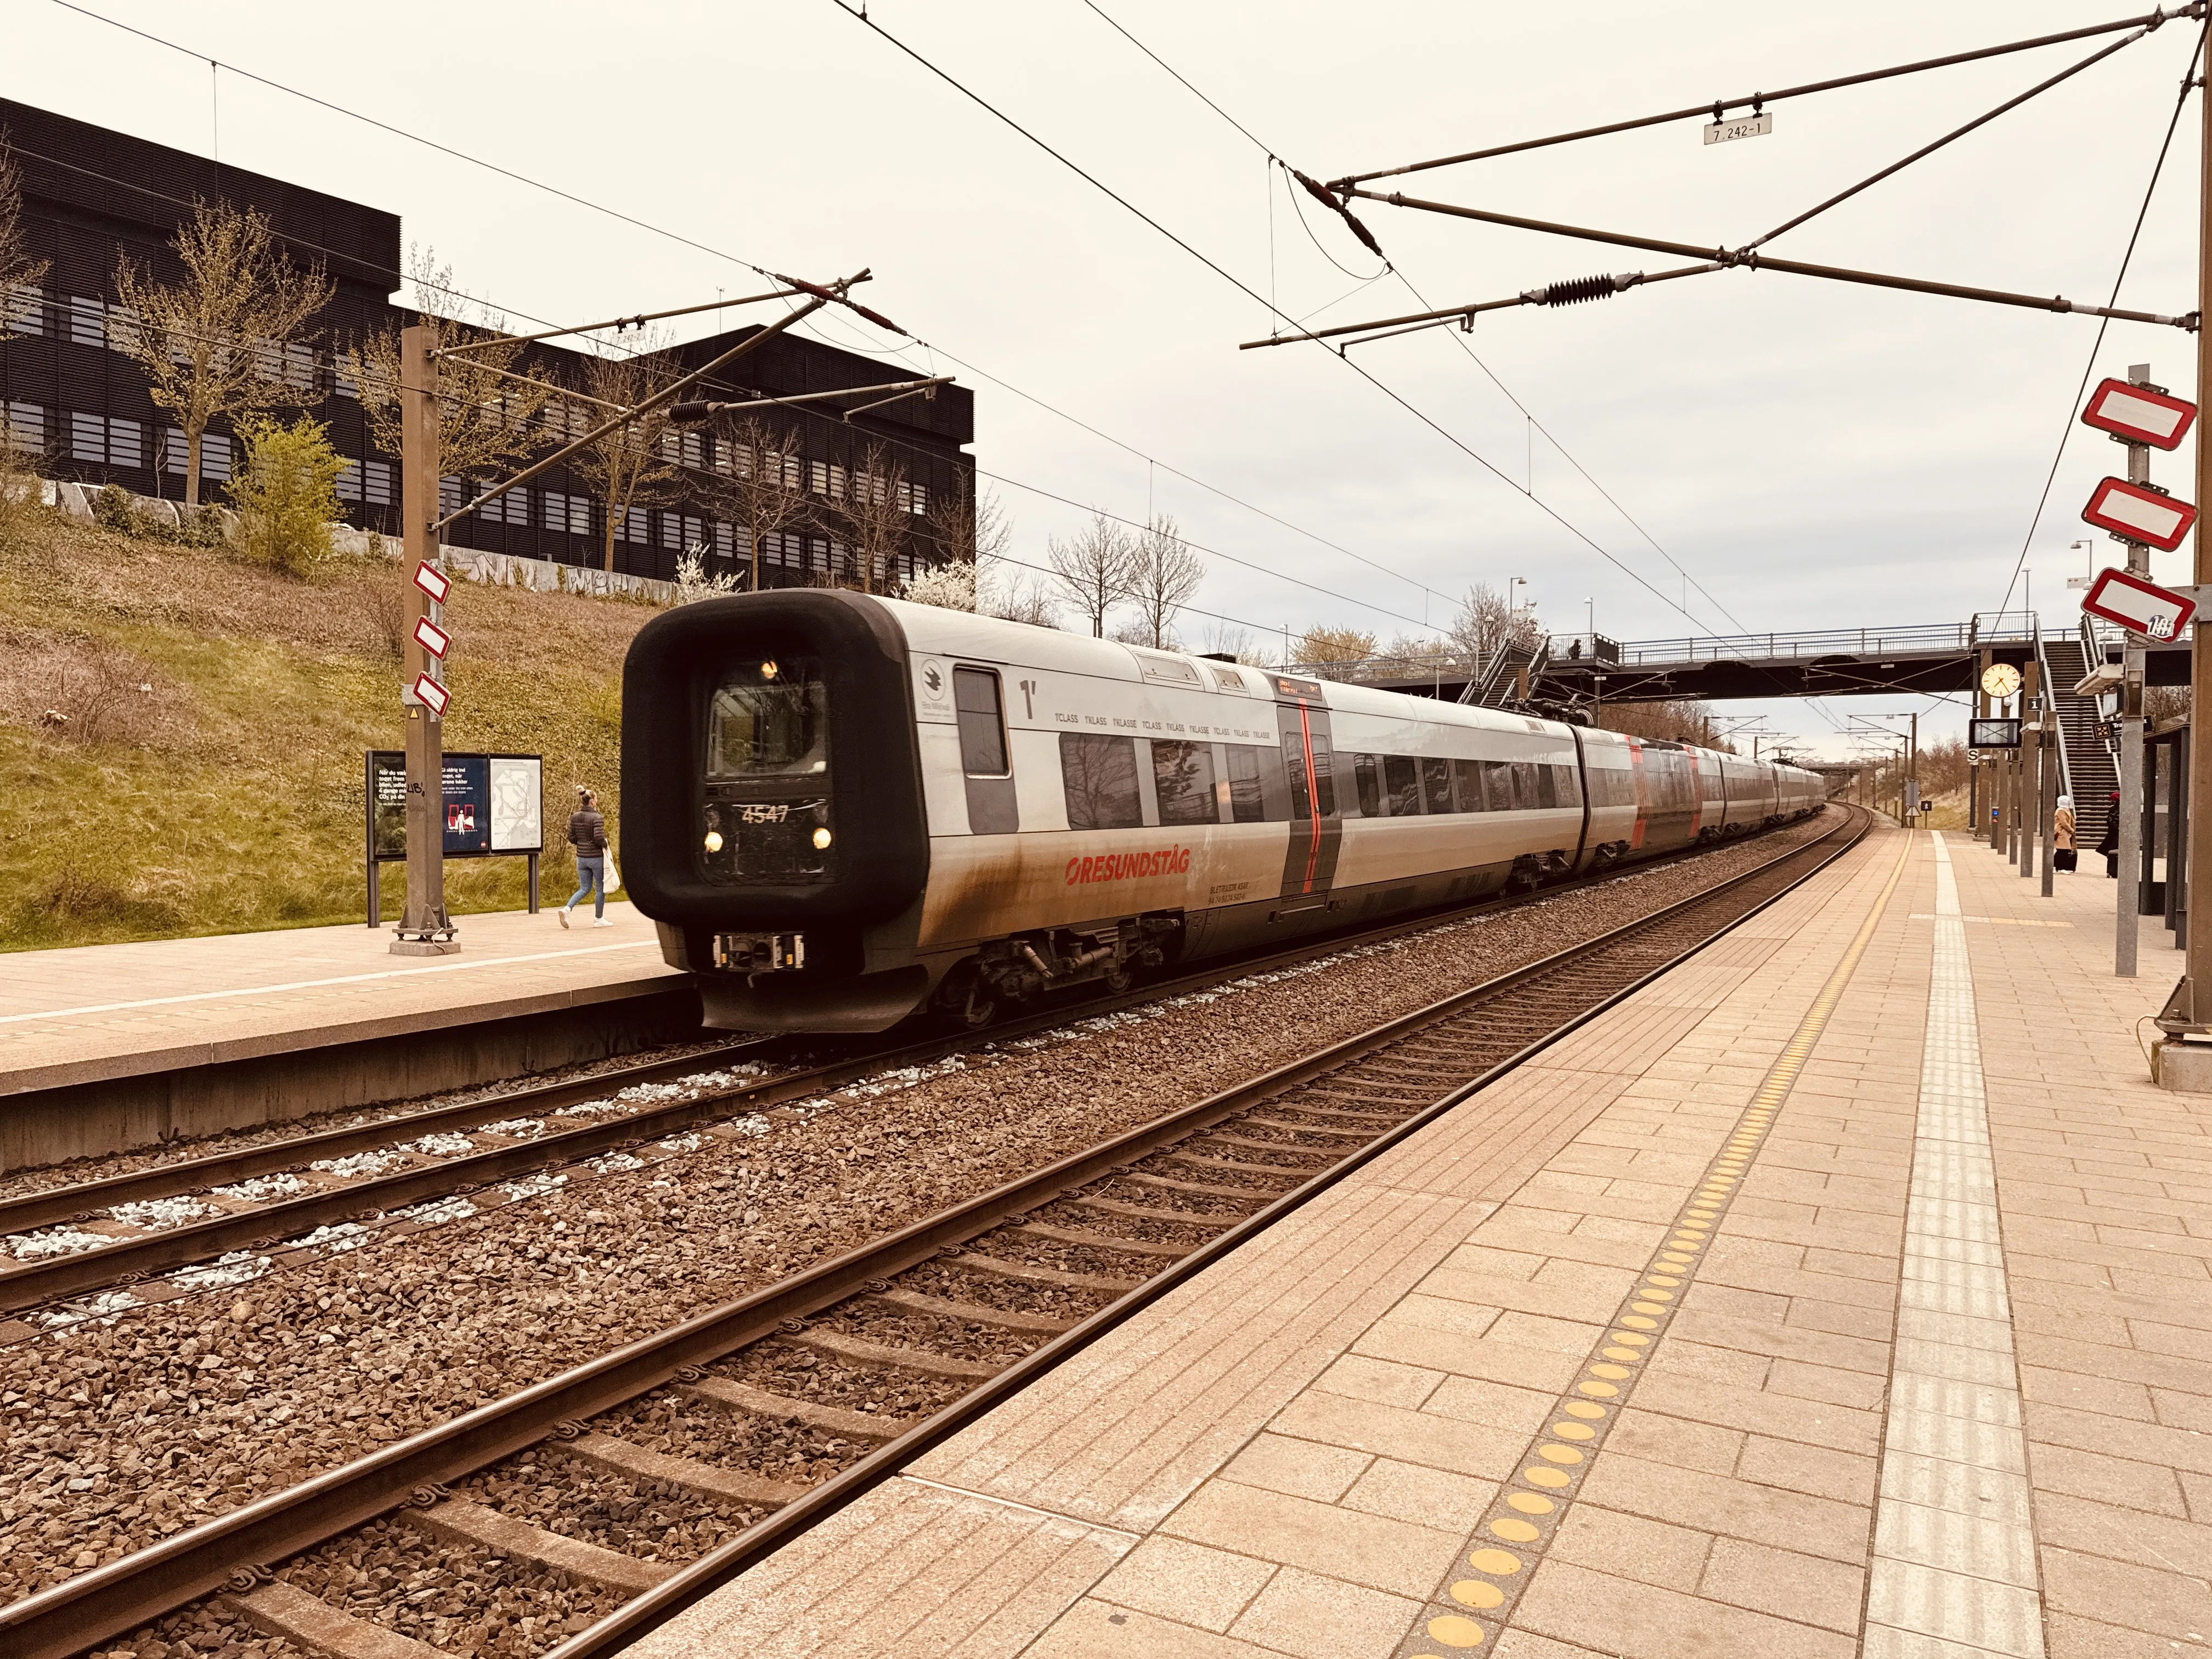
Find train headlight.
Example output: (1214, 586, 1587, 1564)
(760, 660, 779, 680)
(812, 826, 833, 850)
(703, 830, 724, 853)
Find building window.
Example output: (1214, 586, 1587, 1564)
(3, 285, 46, 337)
(439, 476, 466, 516)
(618, 506, 648, 544)
(3, 401, 46, 453)
(712, 521, 736, 559)
(67, 413, 144, 469)
(65, 295, 106, 348)
(544, 492, 590, 535)
(479, 486, 530, 526)
(661, 512, 706, 551)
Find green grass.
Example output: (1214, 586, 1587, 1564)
(0, 495, 645, 950)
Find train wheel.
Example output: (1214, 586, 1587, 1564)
(959, 983, 997, 1029)
(1101, 959, 1133, 994)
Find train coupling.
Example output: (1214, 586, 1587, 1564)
(713, 932, 806, 973)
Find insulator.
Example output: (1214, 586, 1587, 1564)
(1540, 274, 1619, 307)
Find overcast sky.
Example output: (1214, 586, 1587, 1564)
(10, 0, 2205, 760)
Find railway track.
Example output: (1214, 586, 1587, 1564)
(0, 815, 1838, 1330)
(3, 804, 1871, 1659)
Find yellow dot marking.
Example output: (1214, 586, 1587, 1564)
(1660, 1255, 1695, 1268)
(1620, 1315, 1659, 1330)
(1469, 1548, 1521, 1574)
(1669, 1237, 1703, 1249)
(1601, 1346, 1641, 1362)
(1577, 1381, 1618, 1397)
(1562, 1401, 1605, 1419)
(1489, 1519, 1539, 1542)
(1451, 1579, 1505, 1609)
(1538, 1443, 1584, 1464)
(1507, 1492, 1555, 1514)
(1427, 1614, 1487, 1647)
(1610, 1331, 1650, 1346)
(1590, 1363, 1633, 1379)
(1551, 1422, 1595, 1441)
(1646, 1274, 1680, 1286)
(1641, 1284, 1677, 1296)
(1630, 1301, 1668, 1315)
(1523, 1466, 1571, 1488)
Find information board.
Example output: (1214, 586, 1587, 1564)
(366, 752, 543, 860)
(1968, 718, 2022, 751)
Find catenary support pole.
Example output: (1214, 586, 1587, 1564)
(2041, 709, 2058, 897)
(396, 324, 454, 957)
(2022, 662, 2042, 877)
(2191, 71, 2212, 1013)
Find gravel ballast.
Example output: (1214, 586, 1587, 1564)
(7, 815, 1841, 1617)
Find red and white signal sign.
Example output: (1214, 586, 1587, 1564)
(411, 673, 450, 715)
(413, 617, 450, 659)
(2081, 377, 2198, 450)
(2081, 566, 2197, 642)
(2082, 476, 2199, 552)
(413, 561, 452, 605)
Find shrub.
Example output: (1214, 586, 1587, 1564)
(229, 415, 345, 575)
(93, 483, 136, 533)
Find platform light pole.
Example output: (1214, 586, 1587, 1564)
(2181, 63, 2212, 1015)
(394, 323, 455, 956)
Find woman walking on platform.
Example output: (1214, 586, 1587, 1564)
(561, 787, 613, 928)
(2053, 794, 2077, 873)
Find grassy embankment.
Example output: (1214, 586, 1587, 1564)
(0, 499, 646, 951)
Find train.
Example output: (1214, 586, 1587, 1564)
(620, 591, 1827, 1033)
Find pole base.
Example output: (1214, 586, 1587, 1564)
(2152, 1036, 2212, 1092)
(2155, 974, 2207, 1039)
(390, 936, 461, 957)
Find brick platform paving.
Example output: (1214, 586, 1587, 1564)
(0, 902, 672, 1098)
(628, 819, 2208, 1659)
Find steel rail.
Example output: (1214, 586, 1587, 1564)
(0, 818, 1825, 1308)
(0, 809, 1867, 1659)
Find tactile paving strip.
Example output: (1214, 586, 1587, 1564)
(1393, 831, 1912, 1655)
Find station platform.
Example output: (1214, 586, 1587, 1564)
(635, 821, 2210, 1659)
(0, 904, 694, 1169)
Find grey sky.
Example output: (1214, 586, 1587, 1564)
(9, 1, 2202, 759)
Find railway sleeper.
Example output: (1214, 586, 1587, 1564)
(225, 1578, 447, 1659)
(944, 1248, 1143, 1292)
(1200, 1131, 1338, 1159)
(399, 1497, 675, 1593)
(1119, 1170, 1288, 1202)
(1160, 1149, 1307, 1179)
(861, 1285, 1073, 1335)
(680, 1374, 915, 1443)
(1065, 1193, 1244, 1226)
(1007, 1220, 1191, 1258)
(788, 1325, 1000, 1380)
(557, 1429, 807, 1508)
(1233, 1116, 1372, 1138)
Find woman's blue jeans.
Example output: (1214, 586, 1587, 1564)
(566, 856, 605, 918)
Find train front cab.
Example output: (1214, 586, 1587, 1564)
(620, 590, 936, 1032)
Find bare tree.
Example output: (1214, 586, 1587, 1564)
(1595, 699, 1729, 749)
(835, 440, 911, 594)
(1447, 580, 1541, 667)
(110, 199, 332, 506)
(348, 249, 550, 487)
(0, 134, 48, 343)
(1120, 514, 1203, 648)
(983, 569, 1060, 628)
(1294, 625, 1378, 680)
(565, 340, 678, 574)
(1047, 511, 1137, 637)
(924, 475, 1010, 567)
(706, 414, 814, 591)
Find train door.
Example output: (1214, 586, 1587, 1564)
(1273, 676, 1342, 902)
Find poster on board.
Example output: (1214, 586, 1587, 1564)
(366, 752, 543, 860)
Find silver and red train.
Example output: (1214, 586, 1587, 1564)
(622, 592, 1825, 1031)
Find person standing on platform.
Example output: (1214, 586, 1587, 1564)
(2053, 794, 2077, 873)
(2096, 789, 2121, 878)
(561, 787, 612, 928)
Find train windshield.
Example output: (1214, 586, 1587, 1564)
(706, 660, 827, 777)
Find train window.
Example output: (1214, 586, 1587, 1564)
(1451, 757, 1483, 812)
(1419, 757, 1451, 815)
(1060, 733, 1143, 830)
(1224, 744, 1267, 822)
(953, 667, 1009, 776)
(1553, 764, 1582, 807)
(1355, 754, 1381, 817)
(707, 659, 827, 777)
(1533, 763, 1558, 809)
(1282, 734, 1336, 819)
(1152, 740, 1218, 826)
(1385, 754, 1421, 815)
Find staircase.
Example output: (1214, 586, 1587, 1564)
(2041, 631, 2118, 850)
(1460, 636, 1551, 708)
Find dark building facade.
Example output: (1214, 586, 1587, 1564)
(0, 98, 973, 586)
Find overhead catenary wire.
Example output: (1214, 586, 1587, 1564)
(43, 0, 1463, 642)
(1991, 20, 2207, 618)
(825, 0, 1745, 638)
(1325, 3, 2202, 187)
